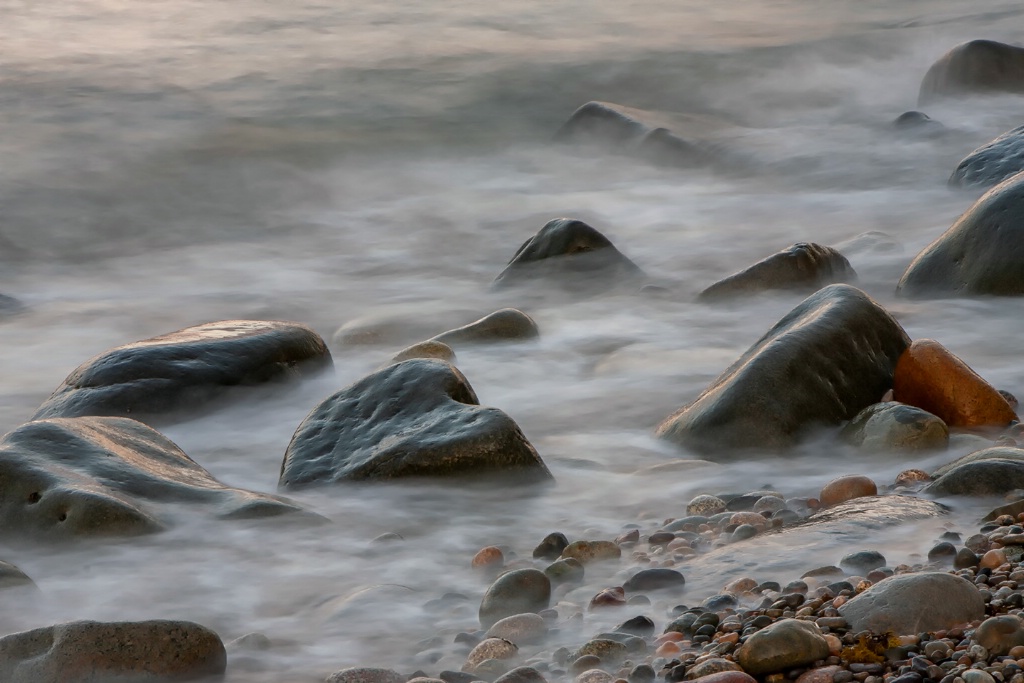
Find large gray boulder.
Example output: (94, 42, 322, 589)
(838, 572, 984, 634)
(33, 320, 332, 424)
(698, 242, 856, 301)
(280, 359, 552, 487)
(492, 218, 644, 294)
(897, 171, 1024, 297)
(950, 124, 1024, 189)
(0, 620, 226, 683)
(657, 284, 910, 453)
(919, 40, 1024, 105)
(927, 447, 1024, 496)
(0, 416, 304, 540)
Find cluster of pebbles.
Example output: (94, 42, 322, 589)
(329, 474, 1024, 683)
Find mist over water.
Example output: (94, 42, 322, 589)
(3, 0, 1024, 679)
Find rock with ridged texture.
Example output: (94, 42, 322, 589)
(0, 620, 226, 683)
(892, 340, 1017, 428)
(431, 309, 539, 347)
(33, 320, 332, 425)
(657, 284, 910, 453)
(492, 219, 644, 295)
(918, 40, 1024, 105)
(0, 416, 305, 540)
(950, 124, 1024, 189)
(897, 171, 1024, 297)
(838, 572, 984, 634)
(280, 359, 551, 487)
(699, 243, 856, 301)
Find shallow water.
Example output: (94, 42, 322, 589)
(2, 0, 1024, 679)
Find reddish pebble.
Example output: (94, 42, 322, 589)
(825, 634, 842, 656)
(655, 632, 684, 645)
(832, 596, 848, 608)
(472, 546, 504, 569)
(819, 475, 877, 507)
(682, 672, 756, 683)
(795, 666, 843, 683)
(981, 549, 1008, 570)
(893, 339, 1017, 428)
(1009, 646, 1024, 658)
(717, 632, 740, 645)
(589, 586, 626, 610)
(724, 577, 758, 594)
(616, 529, 640, 544)
(656, 641, 681, 657)
(729, 513, 767, 531)
(894, 469, 931, 487)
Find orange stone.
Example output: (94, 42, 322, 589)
(471, 546, 504, 569)
(819, 475, 877, 507)
(728, 513, 767, 531)
(981, 549, 1008, 570)
(892, 339, 1017, 428)
(656, 641, 682, 657)
(684, 672, 756, 683)
(655, 632, 685, 645)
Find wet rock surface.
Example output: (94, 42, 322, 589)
(280, 359, 551, 487)
(492, 218, 645, 294)
(0, 619, 226, 683)
(32, 320, 332, 424)
(897, 171, 1024, 297)
(928, 447, 1024, 497)
(919, 40, 1024, 104)
(950, 124, 1024, 189)
(838, 572, 984, 634)
(698, 243, 856, 301)
(657, 284, 910, 453)
(841, 402, 948, 451)
(430, 309, 539, 348)
(0, 416, 304, 540)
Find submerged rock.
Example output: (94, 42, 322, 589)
(698, 243, 856, 301)
(841, 402, 948, 451)
(950, 124, 1024, 189)
(431, 309, 539, 347)
(0, 416, 304, 540)
(819, 475, 877, 507)
(0, 619, 226, 683)
(898, 171, 1024, 297)
(657, 284, 910, 453)
(893, 111, 944, 134)
(837, 572, 984, 634)
(918, 40, 1024, 105)
(33, 320, 331, 424)
(280, 359, 551, 487)
(391, 340, 456, 364)
(928, 447, 1024, 496)
(479, 569, 551, 629)
(492, 218, 644, 294)
(335, 308, 483, 347)
(0, 561, 34, 591)
(327, 668, 407, 683)
(892, 340, 1017, 428)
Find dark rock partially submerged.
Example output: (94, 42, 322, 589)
(33, 320, 332, 424)
(897, 171, 1024, 297)
(0, 416, 304, 540)
(949, 124, 1024, 189)
(698, 242, 856, 301)
(431, 309, 539, 347)
(492, 219, 644, 294)
(657, 284, 910, 453)
(918, 40, 1024, 105)
(280, 359, 552, 488)
(0, 619, 227, 683)
(927, 447, 1024, 497)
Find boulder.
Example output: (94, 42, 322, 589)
(33, 320, 331, 424)
(840, 402, 948, 451)
(975, 615, 1024, 656)
(837, 572, 984, 634)
(479, 569, 551, 629)
(657, 284, 910, 452)
(431, 309, 539, 347)
(735, 619, 830, 675)
(0, 416, 304, 540)
(391, 340, 456, 364)
(892, 340, 1017, 428)
(897, 170, 1024, 297)
(893, 111, 944, 135)
(279, 359, 551, 487)
(492, 219, 644, 294)
(698, 243, 856, 301)
(918, 40, 1024, 105)
(950, 124, 1024, 189)
(0, 620, 226, 683)
(928, 447, 1024, 496)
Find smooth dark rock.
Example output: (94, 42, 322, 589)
(622, 568, 685, 592)
(0, 561, 34, 591)
(893, 111, 943, 134)
(897, 170, 1024, 297)
(533, 532, 569, 560)
(616, 616, 655, 637)
(280, 359, 551, 487)
(544, 558, 584, 585)
(918, 40, 1024, 105)
(0, 620, 226, 683)
(950, 124, 1024, 189)
(0, 416, 304, 540)
(840, 550, 886, 574)
(928, 447, 1024, 496)
(698, 243, 856, 301)
(492, 218, 644, 294)
(657, 284, 910, 452)
(479, 569, 552, 628)
(928, 542, 958, 563)
(431, 310, 540, 348)
(841, 402, 948, 451)
(33, 320, 331, 424)
(493, 667, 547, 683)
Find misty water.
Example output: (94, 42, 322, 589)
(3, 0, 1024, 680)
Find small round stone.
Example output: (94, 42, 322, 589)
(840, 550, 886, 574)
(754, 496, 787, 514)
(473, 546, 505, 569)
(561, 541, 621, 564)
(464, 639, 518, 673)
(687, 495, 726, 516)
(819, 475, 877, 507)
(486, 614, 548, 646)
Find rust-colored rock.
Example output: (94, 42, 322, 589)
(589, 586, 626, 610)
(795, 666, 843, 683)
(893, 340, 1017, 428)
(685, 671, 757, 683)
(0, 620, 226, 683)
(819, 475, 877, 507)
(473, 546, 505, 570)
(981, 549, 1008, 570)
